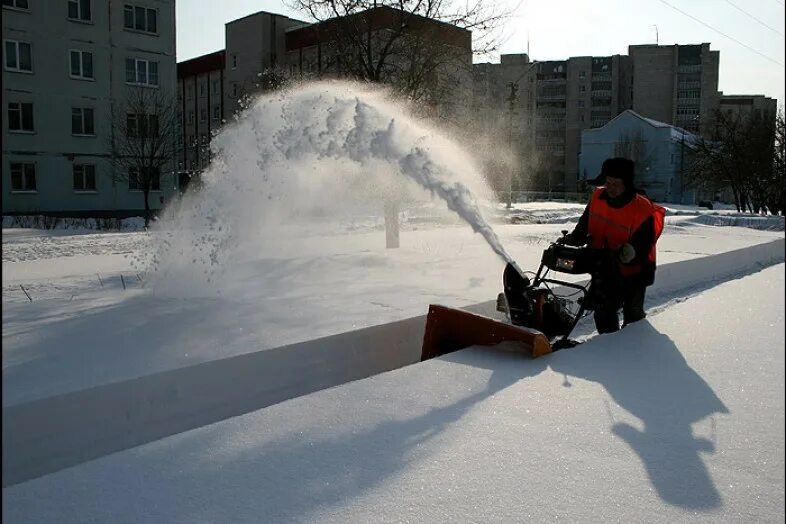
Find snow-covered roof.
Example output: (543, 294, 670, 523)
(586, 110, 701, 147)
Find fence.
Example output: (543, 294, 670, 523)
(498, 191, 589, 204)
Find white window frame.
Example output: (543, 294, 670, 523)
(123, 4, 158, 34)
(73, 164, 97, 192)
(125, 57, 158, 87)
(8, 101, 34, 132)
(9, 162, 37, 193)
(69, 49, 94, 80)
(3, 0, 29, 10)
(4, 39, 32, 73)
(67, 0, 92, 22)
(72, 107, 95, 135)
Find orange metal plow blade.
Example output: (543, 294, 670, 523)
(421, 304, 552, 361)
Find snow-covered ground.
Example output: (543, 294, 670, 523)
(3, 261, 783, 522)
(4, 79, 784, 519)
(2, 204, 783, 406)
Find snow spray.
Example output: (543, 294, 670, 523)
(146, 81, 517, 290)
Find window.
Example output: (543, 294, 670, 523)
(212, 105, 220, 119)
(186, 85, 193, 99)
(579, 71, 586, 79)
(8, 102, 34, 131)
(124, 4, 157, 33)
(126, 112, 158, 137)
(187, 110, 194, 125)
(231, 54, 237, 69)
(579, 85, 585, 93)
(3, 0, 29, 9)
(577, 100, 584, 108)
(68, 0, 91, 21)
(70, 50, 93, 79)
(72, 107, 94, 135)
(125, 58, 158, 86)
(129, 166, 160, 191)
(232, 83, 238, 97)
(10, 162, 36, 191)
(73, 164, 96, 191)
(4, 39, 32, 72)
(199, 83, 205, 97)
(200, 109, 206, 122)
(212, 79, 219, 93)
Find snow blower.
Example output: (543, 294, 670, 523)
(421, 231, 613, 361)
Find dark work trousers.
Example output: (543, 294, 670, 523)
(593, 278, 647, 334)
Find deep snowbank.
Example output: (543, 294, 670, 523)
(3, 263, 784, 522)
(3, 238, 783, 487)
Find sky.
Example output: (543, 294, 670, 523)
(176, 0, 785, 105)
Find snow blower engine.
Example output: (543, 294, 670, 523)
(497, 230, 603, 350)
(421, 231, 611, 361)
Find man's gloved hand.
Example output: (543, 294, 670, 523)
(618, 243, 636, 264)
(558, 232, 581, 246)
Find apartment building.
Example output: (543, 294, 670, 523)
(2, 0, 177, 217)
(176, 7, 472, 184)
(225, 11, 306, 115)
(629, 43, 720, 136)
(718, 94, 778, 123)
(284, 5, 473, 118)
(475, 53, 632, 193)
(177, 50, 224, 183)
(474, 44, 723, 194)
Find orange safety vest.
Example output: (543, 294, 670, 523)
(587, 188, 666, 277)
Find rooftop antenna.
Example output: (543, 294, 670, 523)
(653, 24, 659, 45)
(527, 33, 530, 57)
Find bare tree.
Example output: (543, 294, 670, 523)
(285, 0, 513, 106)
(688, 108, 778, 214)
(768, 107, 785, 214)
(110, 87, 179, 226)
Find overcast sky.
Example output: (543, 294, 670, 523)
(176, 0, 785, 104)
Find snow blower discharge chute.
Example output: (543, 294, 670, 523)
(421, 231, 612, 361)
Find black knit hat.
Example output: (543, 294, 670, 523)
(588, 157, 635, 187)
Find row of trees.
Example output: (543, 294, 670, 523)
(688, 108, 784, 215)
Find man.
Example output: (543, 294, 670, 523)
(561, 158, 665, 334)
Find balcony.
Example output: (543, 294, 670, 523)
(677, 64, 702, 74)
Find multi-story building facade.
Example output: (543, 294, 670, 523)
(563, 55, 632, 190)
(2, 0, 177, 217)
(176, 7, 473, 186)
(474, 44, 724, 194)
(717, 94, 778, 123)
(225, 11, 306, 116)
(177, 50, 224, 184)
(284, 5, 473, 119)
(475, 53, 632, 193)
(629, 43, 720, 136)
